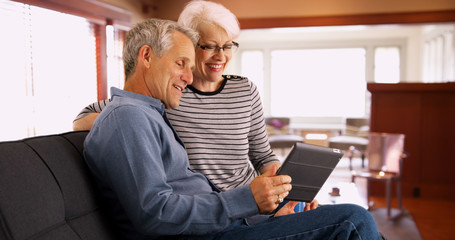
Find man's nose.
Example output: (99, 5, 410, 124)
(182, 68, 193, 85)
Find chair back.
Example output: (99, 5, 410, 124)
(265, 117, 291, 135)
(346, 118, 369, 128)
(367, 132, 405, 173)
(345, 118, 369, 137)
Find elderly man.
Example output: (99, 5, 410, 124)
(83, 18, 383, 240)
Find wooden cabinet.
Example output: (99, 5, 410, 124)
(368, 82, 455, 200)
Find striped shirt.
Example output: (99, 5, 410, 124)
(74, 99, 111, 121)
(74, 75, 279, 191)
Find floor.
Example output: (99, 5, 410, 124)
(329, 156, 455, 240)
(370, 196, 455, 240)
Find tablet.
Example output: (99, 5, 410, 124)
(276, 142, 343, 202)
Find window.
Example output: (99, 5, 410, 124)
(106, 25, 125, 97)
(423, 25, 455, 82)
(235, 25, 412, 125)
(374, 47, 400, 83)
(270, 48, 366, 117)
(241, 51, 264, 98)
(0, 0, 126, 141)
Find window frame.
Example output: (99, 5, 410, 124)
(233, 37, 406, 125)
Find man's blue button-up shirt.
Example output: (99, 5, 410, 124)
(83, 88, 259, 239)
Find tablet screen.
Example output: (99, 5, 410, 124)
(276, 143, 343, 202)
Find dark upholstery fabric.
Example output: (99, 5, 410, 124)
(0, 131, 118, 240)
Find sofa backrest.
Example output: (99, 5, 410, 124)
(0, 131, 118, 240)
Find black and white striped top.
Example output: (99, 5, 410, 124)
(166, 75, 278, 190)
(74, 75, 279, 191)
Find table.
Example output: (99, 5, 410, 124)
(290, 123, 344, 147)
(316, 182, 368, 209)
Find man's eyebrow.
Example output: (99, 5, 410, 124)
(180, 56, 195, 71)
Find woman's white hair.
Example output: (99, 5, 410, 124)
(178, 0, 240, 40)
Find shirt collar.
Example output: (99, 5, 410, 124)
(110, 87, 166, 114)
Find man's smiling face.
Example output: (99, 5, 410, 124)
(147, 31, 195, 109)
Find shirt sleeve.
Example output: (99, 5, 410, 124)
(246, 79, 280, 171)
(73, 99, 111, 122)
(84, 104, 258, 237)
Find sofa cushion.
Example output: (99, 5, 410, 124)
(0, 131, 118, 240)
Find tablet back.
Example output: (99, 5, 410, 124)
(277, 142, 343, 202)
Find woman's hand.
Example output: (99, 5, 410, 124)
(304, 199, 319, 211)
(273, 201, 299, 217)
(274, 199, 319, 217)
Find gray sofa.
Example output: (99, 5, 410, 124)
(0, 131, 118, 240)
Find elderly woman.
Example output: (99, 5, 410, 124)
(166, 0, 281, 191)
(74, 0, 281, 191)
(171, 1, 306, 212)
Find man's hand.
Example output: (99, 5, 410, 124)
(249, 164, 292, 214)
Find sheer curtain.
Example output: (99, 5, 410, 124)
(0, 0, 97, 140)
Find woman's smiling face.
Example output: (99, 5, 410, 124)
(193, 23, 234, 88)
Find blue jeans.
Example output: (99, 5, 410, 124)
(179, 204, 381, 240)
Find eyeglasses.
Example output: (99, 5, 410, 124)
(197, 41, 239, 55)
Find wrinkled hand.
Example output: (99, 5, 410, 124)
(274, 201, 299, 217)
(249, 164, 292, 214)
(304, 199, 319, 211)
(274, 199, 319, 217)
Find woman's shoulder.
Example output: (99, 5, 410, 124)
(224, 74, 252, 86)
(224, 74, 247, 80)
(224, 74, 248, 81)
(223, 74, 259, 91)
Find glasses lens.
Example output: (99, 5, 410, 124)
(223, 46, 232, 55)
(199, 42, 239, 55)
(231, 42, 239, 54)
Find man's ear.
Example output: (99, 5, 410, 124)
(139, 45, 155, 69)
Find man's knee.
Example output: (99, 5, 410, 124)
(349, 204, 374, 220)
(339, 204, 375, 224)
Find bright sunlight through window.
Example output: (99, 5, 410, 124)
(241, 51, 264, 98)
(270, 48, 366, 117)
(106, 25, 125, 97)
(0, 1, 97, 140)
(374, 47, 400, 83)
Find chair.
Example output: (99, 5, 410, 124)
(351, 132, 406, 220)
(328, 118, 369, 170)
(265, 117, 304, 156)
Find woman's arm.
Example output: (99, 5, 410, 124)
(72, 99, 110, 130)
(73, 113, 100, 131)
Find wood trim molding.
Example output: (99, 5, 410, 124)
(239, 10, 455, 29)
(367, 82, 455, 93)
(12, 0, 131, 27)
(94, 23, 109, 101)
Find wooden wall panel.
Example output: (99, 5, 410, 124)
(368, 83, 455, 200)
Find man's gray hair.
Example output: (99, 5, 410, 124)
(123, 18, 199, 79)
